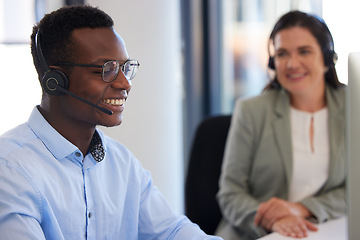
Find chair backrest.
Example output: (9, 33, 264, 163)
(185, 115, 232, 235)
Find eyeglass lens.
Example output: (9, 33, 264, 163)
(103, 60, 139, 82)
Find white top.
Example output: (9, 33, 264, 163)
(288, 107, 329, 202)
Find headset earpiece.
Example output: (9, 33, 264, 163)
(35, 30, 69, 96)
(41, 70, 69, 95)
(268, 56, 275, 70)
(324, 50, 338, 67)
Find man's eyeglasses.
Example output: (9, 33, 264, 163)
(55, 59, 140, 83)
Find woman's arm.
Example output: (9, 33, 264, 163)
(217, 99, 261, 227)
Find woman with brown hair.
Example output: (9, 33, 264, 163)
(216, 10, 346, 239)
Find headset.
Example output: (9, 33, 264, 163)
(35, 30, 69, 96)
(35, 30, 112, 115)
(267, 14, 338, 70)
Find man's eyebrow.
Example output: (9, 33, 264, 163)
(93, 58, 131, 64)
(92, 59, 111, 64)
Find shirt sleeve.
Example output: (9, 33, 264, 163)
(0, 159, 46, 240)
(138, 169, 223, 240)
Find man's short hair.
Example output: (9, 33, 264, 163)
(30, 5, 114, 81)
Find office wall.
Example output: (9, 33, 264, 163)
(87, 0, 184, 214)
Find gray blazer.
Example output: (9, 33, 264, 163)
(216, 85, 346, 240)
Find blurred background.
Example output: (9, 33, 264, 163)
(0, 0, 359, 214)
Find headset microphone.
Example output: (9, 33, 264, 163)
(46, 80, 113, 115)
(35, 30, 112, 116)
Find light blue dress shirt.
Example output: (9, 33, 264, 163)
(0, 107, 222, 240)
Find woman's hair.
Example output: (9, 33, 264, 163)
(30, 5, 114, 82)
(264, 10, 343, 90)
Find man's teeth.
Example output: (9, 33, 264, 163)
(102, 99, 125, 106)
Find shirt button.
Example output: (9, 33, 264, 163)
(75, 152, 81, 157)
(88, 212, 92, 218)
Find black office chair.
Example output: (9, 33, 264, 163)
(185, 115, 232, 235)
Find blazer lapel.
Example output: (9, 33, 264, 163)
(325, 86, 345, 187)
(273, 89, 293, 193)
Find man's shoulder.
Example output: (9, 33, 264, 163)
(0, 123, 35, 159)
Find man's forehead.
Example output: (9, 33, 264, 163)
(71, 27, 117, 40)
(70, 28, 128, 62)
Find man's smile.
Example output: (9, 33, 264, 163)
(102, 98, 125, 106)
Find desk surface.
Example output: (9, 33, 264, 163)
(258, 217, 347, 240)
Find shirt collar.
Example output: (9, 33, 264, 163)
(27, 106, 107, 162)
(27, 106, 80, 160)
